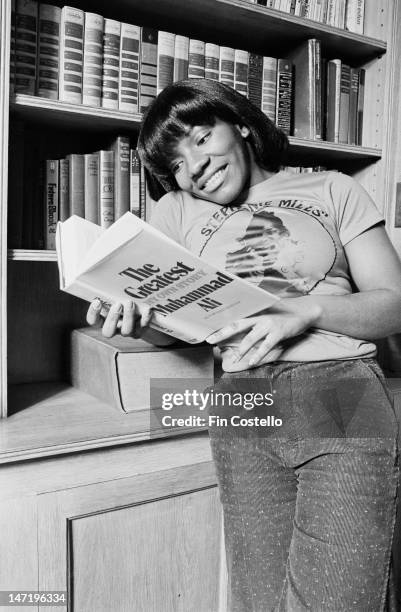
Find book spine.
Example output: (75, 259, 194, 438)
(314, 39, 322, 140)
(234, 49, 249, 97)
(173, 35, 189, 82)
(68, 153, 85, 217)
(44, 159, 59, 250)
(219, 46, 235, 89)
(248, 53, 263, 109)
(326, 59, 341, 142)
(289, 38, 315, 139)
(59, 6, 84, 104)
(99, 150, 114, 228)
(119, 23, 140, 113)
(15, 0, 38, 95)
(348, 67, 359, 145)
(188, 39, 205, 79)
(102, 19, 121, 109)
(59, 157, 70, 221)
(139, 163, 146, 220)
(345, 0, 365, 34)
(356, 68, 365, 146)
(276, 58, 293, 135)
(339, 63, 350, 143)
(10, 0, 16, 94)
(129, 149, 141, 217)
(294, 0, 303, 16)
(139, 27, 158, 112)
(205, 43, 220, 81)
(84, 152, 99, 224)
(325, 0, 335, 25)
(111, 136, 130, 220)
(335, 0, 346, 28)
(261, 56, 277, 122)
(289, 0, 297, 14)
(157, 31, 175, 94)
(82, 12, 104, 107)
(37, 4, 61, 100)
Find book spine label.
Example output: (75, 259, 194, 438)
(59, 6, 84, 104)
(102, 19, 121, 109)
(234, 49, 249, 97)
(276, 58, 293, 135)
(15, 0, 38, 94)
(339, 63, 350, 143)
(248, 53, 263, 109)
(205, 43, 220, 81)
(157, 31, 175, 94)
(173, 35, 189, 82)
(68, 154, 85, 217)
(219, 46, 235, 88)
(119, 23, 140, 113)
(140, 27, 158, 112)
(59, 157, 70, 221)
(356, 68, 365, 146)
(111, 136, 130, 220)
(82, 12, 104, 107)
(188, 39, 205, 79)
(99, 150, 114, 228)
(44, 159, 59, 249)
(261, 56, 277, 122)
(130, 149, 141, 217)
(84, 153, 99, 224)
(37, 4, 61, 99)
(10, 0, 16, 94)
(345, 0, 365, 34)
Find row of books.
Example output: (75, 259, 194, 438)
(246, 0, 365, 33)
(43, 137, 147, 250)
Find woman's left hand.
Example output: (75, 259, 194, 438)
(206, 297, 322, 366)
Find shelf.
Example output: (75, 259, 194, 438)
(10, 95, 141, 131)
(8, 249, 57, 261)
(1, 382, 208, 464)
(76, 0, 386, 63)
(288, 138, 381, 163)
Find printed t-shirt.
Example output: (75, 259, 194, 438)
(150, 170, 384, 371)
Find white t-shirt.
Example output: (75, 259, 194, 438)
(150, 171, 383, 371)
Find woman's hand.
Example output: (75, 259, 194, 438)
(206, 298, 322, 367)
(86, 298, 153, 339)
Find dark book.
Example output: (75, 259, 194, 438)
(15, 0, 38, 95)
(339, 63, 350, 144)
(325, 59, 341, 142)
(67, 153, 85, 218)
(36, 3, 61, 100)
(139, 28, 158, 112)
(287, 38, 320, 140)
(276, 58, 293, 135)
(348, 67, 359, 145)
(356, 68, 365, 146)
(248, 53, 263, 110)
(109, 136, 130, 221)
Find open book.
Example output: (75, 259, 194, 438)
(56, 212, 279, 344)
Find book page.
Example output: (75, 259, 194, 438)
(56, 216, 103, 287)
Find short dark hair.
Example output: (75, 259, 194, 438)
(137, 79, 289, 192)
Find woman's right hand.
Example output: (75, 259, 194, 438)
(86, 298, 153, 339)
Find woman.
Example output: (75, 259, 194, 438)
(87, 79, 401, 611)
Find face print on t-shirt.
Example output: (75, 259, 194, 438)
(199, 202, 337, 297)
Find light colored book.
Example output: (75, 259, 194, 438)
(59, 157, 70, 222)
(345, 0, 365, 34)
(188, 39, 205, 79)
(219, 46, 235, 88)
(37, 3, 61, 99)
(119, 22, 140, 113)
(261, 56, 277, 122)
(56, 212, 278, 344)
(173, 35, 189, 82)
(205, 43, 219, 81)
(157, 31, 175, 94)
(139, 27, 158, 112)
(99, 150, 114, 228)
(67, 153, 84, 217)
(59, 6, 84, 104)
(82, 12, 104, 107)
(129, 149, 141, 217)
(109, 136, 130, 220)
(102, 19, 121, 109)
(84, 152, 99, 224)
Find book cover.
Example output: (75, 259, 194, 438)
(36, 3, 61, 99)
(56, 212, 279, 344)
(130, 149, 141, 217)
(84, 152, 99, 224)
(339, 62, 350, 144)
(261, 56, 277, 122)
(219, 46, 235, 89)
(248, 53, 263, 110)
(345, 0, 365, 34)
(119, 22, 140, 113)
(99, 150, 114, 228)
(356, 67, 365, 146)
(325, 59, 341, 142)
(110, 136, 130, 221)
(59, 157, 70, 222)
(44, 159, 59, 250)
(188, 39, 205, 79)
(157, 31, 175, 94)
(234, 49, 249, 97)
(276, 58, 293, 135)
(287, 38, 317, 140)
(15, 0, 38, 95)
(59, 6, 84, 104)
(67, 153, 85, 218)
(205, 43, 220, 81)
(82, 12, 104, 107)
(102, 19, 121, 110)
(173, 35, 189, 82)
(139, 28, 158, 112)
(71, 327, 214, 414)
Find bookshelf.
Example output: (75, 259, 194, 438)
(1, 0, 401, 433)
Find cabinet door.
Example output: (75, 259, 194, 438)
(37, 462, 227, 612)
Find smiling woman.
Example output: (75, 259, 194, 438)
(86, 79, 401, 611)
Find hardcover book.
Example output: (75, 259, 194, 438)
(59, 6, 84, 104)
(84, 152, 99, 224)
(110, 136, 130, 220)
(119, 22, 141, 113)
(37, 3, 61, 99)
(219, 46, 235, 88)
(56, 212, 278, 344)
(157, 31, 175, 94)
(188, 39, 205, 79)
(44, 159, 59, 249)
(70, 327, 214, 414)
(261, 56, 277, 122)
(15, 0, 38, 95)
(234, 49, 249, 97)
(205, 43, 220, 81)
(82, 12, 104, 107)
(173, 35, 189, 82)
(101, 19, 121, 109)
(139, 28, 158, 112)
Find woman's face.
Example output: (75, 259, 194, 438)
(169, 119, 270, 206)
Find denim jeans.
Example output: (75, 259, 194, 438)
(208, 359, 399, 612)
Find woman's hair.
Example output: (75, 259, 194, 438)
(137, 79, 289, 192)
